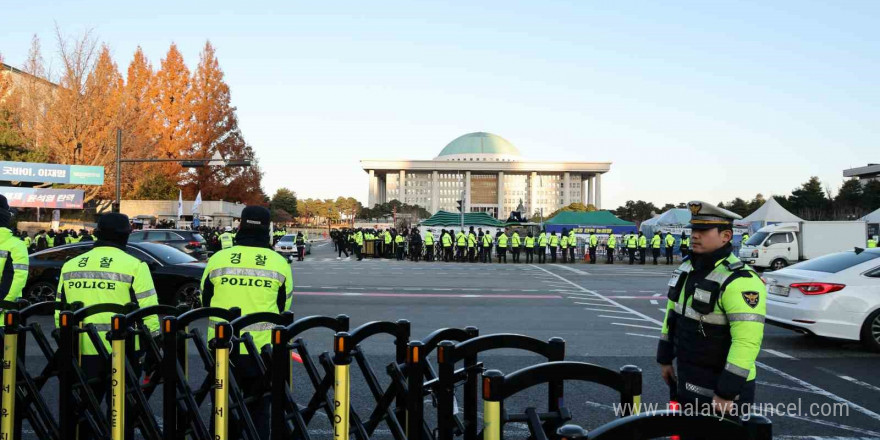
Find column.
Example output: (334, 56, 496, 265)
(399, 170, 406, 203)
(530, 171, 538, 217)
(431, 171, 439, 214)
(497, 171, 505, 219)
(563, 172, 571, 206)
(587, 175, 594, 207)
(379, 174, 387, 204)
(368, 170, 377, 208)
(595, 173, 602, 209)
(464, 171, 472, 212)
(580, 175, 588, 205)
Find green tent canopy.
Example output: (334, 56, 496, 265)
(544, 211, 634, 226)
(419, 211, 507, 227)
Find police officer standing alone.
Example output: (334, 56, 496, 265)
(606, 233, 616, 264)
(651, 232, 661, 265)
(589, 232, 598, 264)
(201, 205, 293, 439)
(665, 231, 676, 265)
(55, 213, 158, 440)
(657, 201, 766, 419)
(1, 195, 29, 303)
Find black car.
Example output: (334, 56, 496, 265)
(24, 242, 205, 308)
(128, 229, 209, 260)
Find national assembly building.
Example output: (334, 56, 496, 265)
(360, 132, 611, 219)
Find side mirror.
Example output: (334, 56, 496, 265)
(763, 241, 770, 247)
(147, 261, 160, 271)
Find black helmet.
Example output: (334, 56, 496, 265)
(239, 206, 271, 231)
(95, 213, 132, 244)
(0, 194, 13, 227)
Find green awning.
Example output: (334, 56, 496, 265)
(544, 211, 634, 226)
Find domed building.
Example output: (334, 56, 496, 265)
(361, 132, 610, 218)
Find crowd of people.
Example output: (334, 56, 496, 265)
(329, 226, 693, 265)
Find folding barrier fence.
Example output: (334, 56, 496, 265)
(1, 299, 775, 440)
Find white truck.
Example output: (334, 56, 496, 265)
(739, 221, 866, 271)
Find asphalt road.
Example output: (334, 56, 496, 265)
(11, 239, 880, 439)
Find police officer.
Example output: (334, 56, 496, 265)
(651, 232, 662, 265)
(220, 226, 235, 249)
(296, 231, 306, 261)
(549, 232, 559, 263)
(568, 229, 577, 262)
(201, 206, 293, 439)
(560, 229, 569, 264)
(658, 201, 766, 418)
(524, 231, 535, 263)
(467, 227, 477, 262)
(21, 230, 33, 253)
(424, 229, 435, 261)
(1, 195, 29, 303)
(589, 232, 598, 264)
(510, 229, 521, 263)
(606, 233, 616, 264)
(537, 230, 548, 264)
(741, 232, 750, 247)
(455, 229, 466, 262)
(396, 230, 406, 261)
(496, 229, 508, 263)
(664, 231, 675, 265)
(638, 232, 647, 264)
(442, 229, 453, 262)
(55, 212, 158, 440)
(680, 232, 690, 258)
(867, 236, 877, 248)
(481, 229, 493, 263)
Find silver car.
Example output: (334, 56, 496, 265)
(274, 234, 311, 261)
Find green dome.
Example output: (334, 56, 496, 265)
(437, 132, 520, 158)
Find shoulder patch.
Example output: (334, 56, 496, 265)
(741, 291, 760, 308)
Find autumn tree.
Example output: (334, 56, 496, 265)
(271, 188, 298, 217)
(119, 46, 158, 198)
(6, 36, 54, 158)
(150, 43, 192, 178)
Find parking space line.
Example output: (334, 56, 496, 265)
(816, 367, 880, 393)
(625, 333, 659, 339)
(599, 315, 648, 321)
(612, 322, 662, 330)
(574, 302, 613, 306)
(584, 308, 631, 313)
(764, 349, 798, 360)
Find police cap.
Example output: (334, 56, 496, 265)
(240, 205, 270, 231)
(95, 213, 132, 241)
(0, 194, 11, 226)
(687, 200, 741, 230)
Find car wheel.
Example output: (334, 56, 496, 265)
(25, 281, 57, 303)
(860, 309, 880, 352)
(176, 282, 202, 309)
(770, 258, 787, 271)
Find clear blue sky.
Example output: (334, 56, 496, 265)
(3, 1, 878, 209)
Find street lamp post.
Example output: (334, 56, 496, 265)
(112, 129, 252, 213)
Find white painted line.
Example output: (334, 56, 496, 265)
(612, 290, 627, 293)
(599, 315, 649, 321)
(657, 308, 667, 313)
(434, 288, 453, 291)
(778, 413, 880, 438)
(342, 292, 363, 296)
(625, 333, 660, 339)
(521, 289, 538, 292)
(837, 375, 880, 393)
(554, 265, 591, 275)
(763, 349, 797, 360)
(756, 361, 880, 423)
(755, 381, 819, 394)
(584, 308, 631, 314)
(574, 302, 613, 306)
(298, 285, 312, 288)
(650, 293, 661, 305)
(612, 322, 662, 330)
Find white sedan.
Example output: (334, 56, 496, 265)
(764, 248, 880, 351)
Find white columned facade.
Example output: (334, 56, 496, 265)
(563, 172, 571, 206)
(464, 171, 472, 212)
(398, 170, 406, 203)
(368, 170, 377, 208)
(379, 174, 386, 204)
(497, 171, 505, 219)
(529, 171, 538, 216)
(431, 171, 439, 213)
(587, 176, 594, 206)
(595, 173, 602, 209)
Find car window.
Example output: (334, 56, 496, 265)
(167, 232, 185, 240)
(129, 231, 146, 242)
(865, 266, 880, 278)
(135, 242, 198, 265)
(792, 251, 880, 273)
(279, 236, 294, 242)
(126, 246, 159, 264)
(192, 233, 206, 243)
(766, 233, 792, 245)
(745, 232, 767, 246)
(32, 245, 92, 261)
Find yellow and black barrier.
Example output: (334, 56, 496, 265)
(333, 332, 352, 440)
(1, 310, 20, 440)
(213, 322, 233, 440)
(108, 314, 127, 440)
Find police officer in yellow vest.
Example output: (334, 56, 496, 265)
(680, 232, 690, 258)
(537, 230, 548, 264)
(658, 201, 766, 417)
(455, 230, 466, 262)
(606, 234, 616, 264)
(549, 232, 559, 263)
(220, 226, 235, 249)
(21, 231, 33, 254)
(650, 232, 662, 265)
(664, 231, 676, 265)
(442, 229, 453, 262)
(201, 205, 293, 439)
(496, 229, 508, 263)
(560, 230, 569, 264)
(589, 232, 599, 264)
(510, 230, 521, 263)
(568, 229, 577, 262)
(524, 232, 536, 263)
(626, 233, 638, 265)
(424, 229, 435, 262)
(55, 212, 158, 440)
(467, 227, 477, 262)
(481, 230, 493, 263)
(867, 236, 877, 248)
(1, 195, 29, 304)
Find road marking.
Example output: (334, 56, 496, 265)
(574, 301, 613, 306)
(778, 413, 880, 438)
(763, 349, 798, 360)
(612, 322, 662, 330)
(599, 315, 648, 321)
(756, 381, 819, 394)
(584, 308, 631, 313)
(815, 367, 880, 393)
(554, 265, 591, 275)
(625, 333, 659, 339)
(650, 293, 662, 305)
(294, 291, 563, 299)
(756, 361, 880, 423)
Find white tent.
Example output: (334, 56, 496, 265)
(862, 207, 880, 224)
(742, 198, 803, 224)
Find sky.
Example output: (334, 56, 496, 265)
(3, 1, 878, 209)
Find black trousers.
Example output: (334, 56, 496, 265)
(512, 248, 520, 263)
(497, 247, 507, 263)
(639, 248, 646, 264)
(628, 248, 636, 264)
(569, 247, 575, 262)
(606, 248, 614, 264)
(338, 241, 349, 257)
(425, 244, 434, 261)
(481, 247, 491, 263)
(666, 247, 674, 264)
(297, 245, 305, 261)
(467, 247, 475, 262)
(538, 247, 546, 263)
(525, 248, 534, 263)
(412, 244, 422, 261)
(396, 246, 405, 260)
(652, 248, 660, 264)
(444, 246, 452, 261)
(79, 352, 145, 440)
(680, 247, 688, 259)
(589, 246, 597, 264)
(560, 248, 567, 263)
(550, 247, 557, 263)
